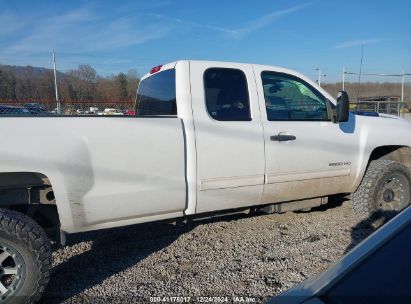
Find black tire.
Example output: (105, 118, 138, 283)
(0, 209, 51, 303)
(352, 159, 411, 219)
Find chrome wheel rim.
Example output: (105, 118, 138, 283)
(0, 243, 25, 300)
(378, 174, 410, 212)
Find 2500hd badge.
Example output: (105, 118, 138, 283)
(329, 161, 352, 166)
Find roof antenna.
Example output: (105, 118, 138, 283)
(356, 45, 364, 107)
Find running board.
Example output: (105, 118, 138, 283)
(259, 197, 328, 214)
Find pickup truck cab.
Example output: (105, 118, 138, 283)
(0, 60, 410, 302)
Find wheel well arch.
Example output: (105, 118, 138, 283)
(368, 145, 411, 172)
(0, 171, 60, 240)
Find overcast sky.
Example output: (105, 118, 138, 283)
(0, 0, 410, 82)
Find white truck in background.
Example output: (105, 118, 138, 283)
(0, 60, 410, 302)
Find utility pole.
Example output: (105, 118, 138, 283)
(356, 45, 364, 104)
(342, 66, 345, 91)
(316, 68, 321, 86)
(52, 50, 61, 114)
(401, 71, 405, 102)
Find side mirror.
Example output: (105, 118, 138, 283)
(335, 91, 350, 123)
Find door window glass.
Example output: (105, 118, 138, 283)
(261, 71, 329, 121)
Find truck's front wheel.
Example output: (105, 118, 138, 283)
(352, 159, 411, 220)
(0, 209, 51, 303)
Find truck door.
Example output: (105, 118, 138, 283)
(189, 62, 265, 213)
(253, 66, 358, 204)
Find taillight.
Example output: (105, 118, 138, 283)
(150, 65, 163, 74)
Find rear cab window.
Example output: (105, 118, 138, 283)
(136, 69, 177, 116)
(204, 68, 251, 121)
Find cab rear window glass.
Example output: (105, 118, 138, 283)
(136, 69, 177, 116)
(204, 68, 251, 121)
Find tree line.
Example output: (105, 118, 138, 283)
(322, 82, 410, 105)
(0, 64, 140, 102)
(0, 64, 410, 107)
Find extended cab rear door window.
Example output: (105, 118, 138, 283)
(204, 68, 251, 121)
(136, 69, 177, 116)
(261, 71, 329, 121)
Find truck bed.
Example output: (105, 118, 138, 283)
(0, 116, 187, 233)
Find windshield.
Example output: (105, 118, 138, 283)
(136, 69, 177, 116)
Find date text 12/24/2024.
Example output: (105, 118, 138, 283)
(149, 296, 257, 303)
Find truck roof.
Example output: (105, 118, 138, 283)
(140, 60, 336, 104)
(141, 60, 300, 80)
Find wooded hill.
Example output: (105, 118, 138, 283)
(0, 64, 139, 102)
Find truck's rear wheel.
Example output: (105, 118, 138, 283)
(0, 209, 51, 303)
(352, 159, 411, 220)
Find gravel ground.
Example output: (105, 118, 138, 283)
(41, 199, 378, 303)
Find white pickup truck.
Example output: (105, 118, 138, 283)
(0, 60, 410, 302)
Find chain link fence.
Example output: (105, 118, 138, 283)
(0, 101, 135, 116)
(350, 101, 407, 117)
(1, 100, 408, 117)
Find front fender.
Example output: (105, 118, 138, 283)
(352, 115, 411, 191)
